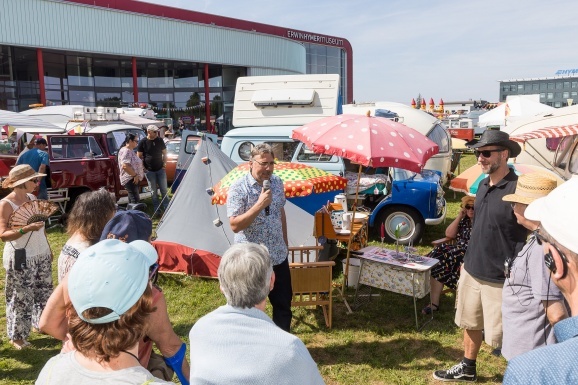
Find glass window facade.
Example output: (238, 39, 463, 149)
(304, 43, 347, 104)
(500, 77, 578, 107)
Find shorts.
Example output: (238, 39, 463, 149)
(454, 268, 503, 348)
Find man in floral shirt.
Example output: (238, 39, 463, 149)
(227, 144, 291, 332)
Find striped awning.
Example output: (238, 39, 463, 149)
(511, 124, 578, 143)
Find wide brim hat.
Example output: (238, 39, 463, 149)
(502, 172, 557, 205)
(525, 176, 578, 254)
(1, 164, 46, 189)
(466, 129, 521, 157)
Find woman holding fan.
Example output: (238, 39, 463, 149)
(0, 165, 53, 349)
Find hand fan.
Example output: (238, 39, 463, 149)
(8, 200, 59, 229)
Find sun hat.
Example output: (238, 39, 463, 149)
(100, 210, 153, 243)
(68, 239, 158, 324)
(146, 124, 159, 132)
(1, 164, 46, 189)
(502, 173, 557, 205)
(525, 175, 578, 254)
(466, 130, 522, 157)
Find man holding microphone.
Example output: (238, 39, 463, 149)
(227, 144, 292, 332)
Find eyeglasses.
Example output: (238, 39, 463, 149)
(474, 148, 505, 158)
(252, 159, 276, 167)
(464, 205, 474, 210)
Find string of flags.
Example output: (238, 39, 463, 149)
(151, 104, 206, 113)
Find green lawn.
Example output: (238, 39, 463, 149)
(0, 154, 509, 385)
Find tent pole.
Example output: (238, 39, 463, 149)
(340, 163, 362, 312)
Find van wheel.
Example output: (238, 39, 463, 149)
(374, 206, 424, 245)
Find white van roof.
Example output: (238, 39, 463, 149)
(233, 74, 340, 128)
(343, 102, 440, 136)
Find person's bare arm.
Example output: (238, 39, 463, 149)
(39, 277, 70, 340)
(445, 210, 465, 239)
(38, 164, 47, 183)
(542, 299, 568, 326)
(229, 187, 271, 233)
(145, 293, 190, 380)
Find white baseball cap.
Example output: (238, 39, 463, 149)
(525, 175, 578, 254)
(68, 239, 158, 324)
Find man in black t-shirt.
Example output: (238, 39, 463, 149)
(433, 130, 526, 383)
(137, 125, 168, 216)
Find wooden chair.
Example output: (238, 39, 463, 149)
(288, 246, 335, 328)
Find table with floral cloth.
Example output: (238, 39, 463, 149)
(352, 246, 439, 330)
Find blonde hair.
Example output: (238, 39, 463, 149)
(460, 195, 475, 208)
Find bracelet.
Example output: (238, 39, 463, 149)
(19, 228, 26, 235)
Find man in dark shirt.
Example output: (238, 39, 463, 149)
(434, 130, 527, 383)
(137, 125, 168, 216)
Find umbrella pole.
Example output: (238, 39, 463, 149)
(341, 164, 362, 310)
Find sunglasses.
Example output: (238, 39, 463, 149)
(464, 205, 474, 210)
(252, 159, 276, 167)
(474, 148, 505, 158)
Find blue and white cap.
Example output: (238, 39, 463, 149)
(68, 239, 158, 324)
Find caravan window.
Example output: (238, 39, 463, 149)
(427, 124, 450, 153)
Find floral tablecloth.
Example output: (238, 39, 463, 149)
(356, 246, 438, 299)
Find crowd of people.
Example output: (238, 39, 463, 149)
(1, 132, 578, 384)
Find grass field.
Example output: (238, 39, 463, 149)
(0, 154, 510, 385)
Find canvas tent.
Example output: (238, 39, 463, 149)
(478, 96, 554, 128)
(154, 136, 317, 277)
(0, 109, 64, 133)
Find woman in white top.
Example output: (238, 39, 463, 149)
(0, 165, 52, 350)
(118, 133, 145, 204)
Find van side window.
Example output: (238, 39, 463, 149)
(296, 144, 333, 162)
(50, 136, 104, 159)
(263, 141, 299, 162)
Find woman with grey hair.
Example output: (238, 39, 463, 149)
(189, 243, 325, 385)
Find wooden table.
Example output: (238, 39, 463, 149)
(352, 246, 439, 330)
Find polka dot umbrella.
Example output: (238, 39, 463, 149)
(211, 162, 348, 205)
(291, 112, 439, 292)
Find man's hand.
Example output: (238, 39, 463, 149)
(257, 186, 272, 211)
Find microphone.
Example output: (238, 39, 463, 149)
(263, 179, 271, 216)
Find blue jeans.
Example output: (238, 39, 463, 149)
(145, 169, 169, 212)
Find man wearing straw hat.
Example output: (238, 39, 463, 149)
(503, 176, 578, 384)
(501, 173, 568, 361)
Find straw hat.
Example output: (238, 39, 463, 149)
(1, 165, 46, 189)
(502, 173, 557, 205)
(460, 195, 475, 208)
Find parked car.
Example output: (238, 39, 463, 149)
(0, 121, 151, 207)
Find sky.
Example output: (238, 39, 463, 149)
(143, 0, 578, 105)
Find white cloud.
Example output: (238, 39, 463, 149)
(140, 0, 578, 104)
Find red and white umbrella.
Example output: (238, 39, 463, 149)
(511, 124, 578, 143)
(292, 114, 439, 173)
(292, 113, 439, 295)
